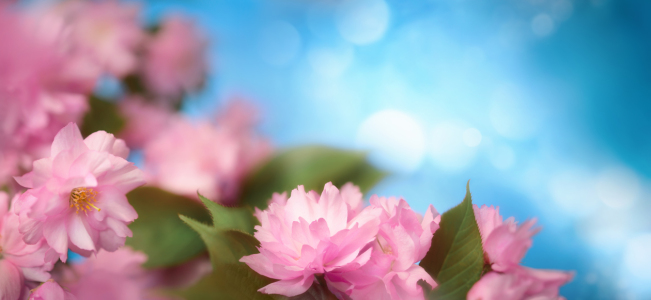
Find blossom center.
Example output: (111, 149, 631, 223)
(69, 187, 101, 214)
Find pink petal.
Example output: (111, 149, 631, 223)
(0, 260, 24, 300)
(67, 215, 96, 252)
(43, 219, 69, 261)
(95, 187, 137, 222)
(98, 229, 126, 252)
(419, 205, 440, 260)
(258, 275, 314, 297)
(467, 272, 528, 300)
(84, 131, 129, 159)
(240, 253, 277, 279)
(51, 123, 88, 158)
(98, 157, 145, 194)
(0, 191, 8, 218)
(14, 158, 53, 189)
(68, 151, 111, 179)
(30, 280, 77, 300)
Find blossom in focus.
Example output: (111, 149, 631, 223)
(330, 196, 440, 300)
(54, 247, 149, 300)
(0, 7, 92, 186)
(28, 280, 76, 300)
(0, 192, 56, 300)
(14, 123, 145, 261)
(118, 97, 177, 149)
(56, 1, 144, 77)
(468, 205, 573, 300)
(240, 183, 382, 297)
(143, 101, 270, 203)
(143, 15, 207, 98)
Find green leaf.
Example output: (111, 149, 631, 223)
(80, 95, 125, 136)
(198, 193, 258, 235)
(240, 146, 387, 209)
(126, 187, 212, 268)
(174, 194, 281, 299)
(419, 182, 485, 300)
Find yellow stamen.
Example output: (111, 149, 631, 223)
(69, 187, 100, 215)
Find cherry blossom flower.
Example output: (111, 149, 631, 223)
(118, 97, 177, 149)
(330, 196, 440, 300)
(469, 205, 573, 300)
(143, 15, 207, 98)
(240, 183, 383, 297)
(143, 101, 270, 203)
(28, 280, 76, 300)
(54, 247, 149, 300)
(0, 192, 57, 300)
(53, 0, 145, 78)
(14, 123, 145, 262)
(0, 6, 92, 186)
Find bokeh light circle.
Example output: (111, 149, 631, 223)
(336, 0, 390, 45)
(356, 110, 426, 173)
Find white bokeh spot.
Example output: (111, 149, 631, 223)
(356, 110, 426, 173)
(532, 13, 555, 37)
(463, 128, 482, 147)
(336, 0, 390, 45)
(624, 234, 651, 281)
(429, 122, 478, 172)
(595, 166, 640, 209)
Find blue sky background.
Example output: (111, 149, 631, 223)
(133, 0, 651, 298)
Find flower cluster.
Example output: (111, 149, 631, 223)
(0, 0, 210, 187)
(242, 184, 573, 300)
(468, 205, 573, 300)
(0, 123, 146, 299)
(141, 100, 271, 204)
(241, 183, 440, 298)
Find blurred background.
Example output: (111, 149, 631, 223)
(127, 0, 650, 298)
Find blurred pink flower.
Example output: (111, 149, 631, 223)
(143, 101, 270, 203)
(55, 247, 149, 300)
(0, 192, 57, 300)
(143, 15, 207, 98)
(14, 123, 145, 262)
(467, 267, 573, 300)
(28, 280, 76, 300)
(56, 1, 145, 77)
(330, 196, 440, 300)
(0, 7, 92, 186)
(118, 97, 177, 149)
(241, 183, 382, 297)
(469, 205, 572, 300)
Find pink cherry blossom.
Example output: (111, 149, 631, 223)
(54, 1, 145, 77)
(240, 183, 383, 297)
(143, 15, 207, 98)
(473, 205, 538, 272)
(470, 205, 572, 300)
(0, 192, 57, 300)
(118, 97, 177, 149)
(54, 247, 150, 300)
(330, 196, 440, 300)
(14, 123, 146, 262)
(0, 6, 92, 186)
(143, 101, 270, 203)
(467, 267, 573, 300)
(28, 280, 76, 300)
